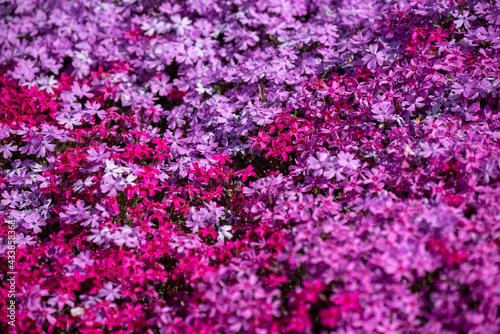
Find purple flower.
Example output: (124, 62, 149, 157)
(98, 282, 122, 301)
(11, 59, 39, 83)
(22, 211, 46, 234)
(372, 101, 395, 120)
(59, 200, 91, 224)
(1, 190, 22, 207)
(72, 81, 94, 99)
(0, 143, 17, 159)
(362, 44, 385, 69)
(100, 175, 126, 197)
(337, 151, 360, 170)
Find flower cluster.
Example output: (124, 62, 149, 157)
(1, 0, 500, 333)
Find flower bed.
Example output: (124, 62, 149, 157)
(1, 0, 500, 333)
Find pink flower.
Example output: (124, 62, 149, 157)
(428, 28, 449, 44)
(320, 306, 340, 329)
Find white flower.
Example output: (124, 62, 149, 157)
(404, 144, 415, 156)
(170, 15, 192, 35)
(195, 81, 214, 95)
(70, 307, 85, 317)
(141, 18, 166, 36)
(217, 225, 233, 243)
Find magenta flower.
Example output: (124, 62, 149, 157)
(428, 27, 449, 44)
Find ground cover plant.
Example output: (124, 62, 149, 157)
(1, 0, 500, 333)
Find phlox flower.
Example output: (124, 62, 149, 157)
(169, 15, 192, 36)
(362, 44, 385, 69)
(1, 190, 22, 207)
(337, 151, 360, 171)
(217, 225, 233, 242)
(372, 101, 395, 121)
(98, 282, 122, 302)
(428, 28, 449, 44)
(0, 143, 17, 159)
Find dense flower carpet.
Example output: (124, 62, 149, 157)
(1, 0, 500, 333)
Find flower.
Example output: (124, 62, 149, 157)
(98, 282, 122, 301)
(428, 28, 449, 44)
(217, 225, 233, 242)
(372, 101, 395, 120)
(3, 1, 500, 333)
(362, 44, 385, 69)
